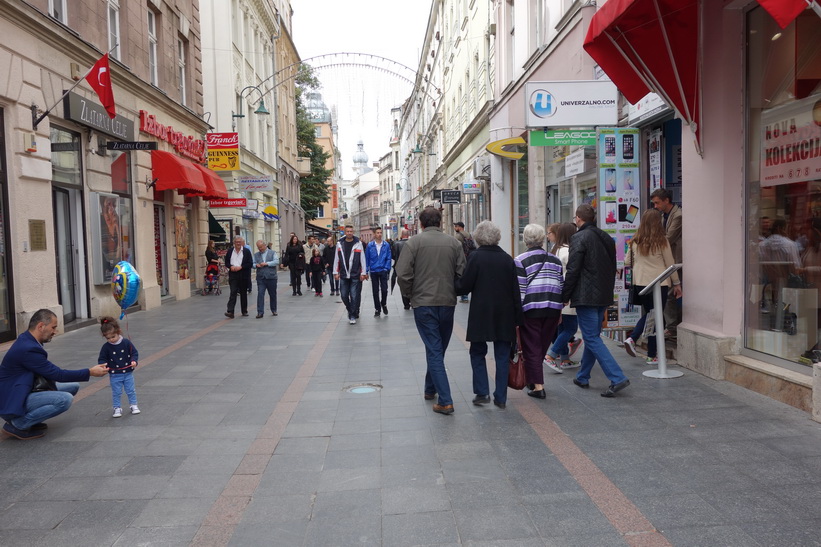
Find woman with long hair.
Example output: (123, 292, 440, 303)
(545, 222, 580, 372)
(623, 209, 682, 364)
(282, 234, 306, 296)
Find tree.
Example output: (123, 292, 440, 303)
(295, 65, 332, 220)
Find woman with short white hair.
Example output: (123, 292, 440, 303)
(455, 220, 522, 409)
(514, 224, 564, 399)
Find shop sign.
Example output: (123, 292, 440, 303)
(106, 141, 157, 151)
(525, 81, 618, 128)
(441, 189, 461, 204)
(760, 95, 821, 186)
(486, 137, 526, 159)
(64, 91, 134, 140)
(531, 129, 597, 147)
(139, 110, 206, 162)
(246, 199, 258, 210)
(242, 210, 260, 219)
(565, 148, 586, 177)
(209, 198, 247, 208)
(207, 132, 240, 171)
(628, 93, 670, 125)
(463, 180, 482, 194)
(238, 176, 273, 192)
(262, 204, 279, 221)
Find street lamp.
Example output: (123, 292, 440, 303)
(232, 85, 270, 130)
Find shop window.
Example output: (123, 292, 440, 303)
(745, 7, 821, 366)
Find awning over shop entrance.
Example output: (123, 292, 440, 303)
(151, 150, 206, 195)
(208, 211, 227, 242)
(191, 163, 228, 200)
(583, 0, 701, 153)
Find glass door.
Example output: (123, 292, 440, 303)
(53, 188, 76, 323)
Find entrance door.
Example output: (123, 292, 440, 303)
(0, 108, 15, 340)
(53, 188, 76, 323)
(153, 204, 169, 296)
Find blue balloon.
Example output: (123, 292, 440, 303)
(111, 261, 141, 319)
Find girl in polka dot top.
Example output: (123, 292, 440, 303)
(98, 317, 140, 418)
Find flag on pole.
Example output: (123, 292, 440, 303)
(85, 53, 116, 118)
(757, 0, 807, 29)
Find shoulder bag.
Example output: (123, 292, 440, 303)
(31, 374, 57, 393)
(508, 326, 526, 390)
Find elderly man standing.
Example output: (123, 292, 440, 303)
(253, 239, 279, 318)
(225, 236, 253, 318)
(563, 204, 630, 398)
(397, 207, 466, 415)
(651, 188, 683, 334)
(0, 309, 108, 439)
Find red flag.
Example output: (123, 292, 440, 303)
(757, 0, 807, 29)
(85, 54, 116, 118)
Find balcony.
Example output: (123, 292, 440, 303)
(296, 157, 311, 176)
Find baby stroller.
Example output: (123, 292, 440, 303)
(202, 263, 222, 295)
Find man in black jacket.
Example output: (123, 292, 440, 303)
(224, 236, 253, 318)
(562, 204, 630, 397)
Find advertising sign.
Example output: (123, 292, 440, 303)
(441, 189, 461, 204)
(525, 81, 618, 128)
(565, 148, 586, 177)
(628, 93, 670, 125)
(760, 95, 821, 186)
(463, 180, 482, 194)
(531, 129, 597, 147)
(206, 132, 240, 171)
(238, 176, 274, 192)
(64, 92, 134, 140)
(209, 198, 247, 208)
(598, 127, 642, 328)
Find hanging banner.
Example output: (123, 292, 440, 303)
(598, 127, 642, 329)
(760, 95, 821, 187)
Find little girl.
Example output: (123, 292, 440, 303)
(309, 248, 324, 297)
(98, 316, 140, 418)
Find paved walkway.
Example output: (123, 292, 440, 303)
(1, 284, 821, 546)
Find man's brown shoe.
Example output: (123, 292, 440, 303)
(424, 392, 436, 400)
(432, 404, 454, 415)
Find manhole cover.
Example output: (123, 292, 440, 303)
(344, 383, 382, 394)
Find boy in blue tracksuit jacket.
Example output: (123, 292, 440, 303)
(365, 227, 392, 317)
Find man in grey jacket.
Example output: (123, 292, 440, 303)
(396, 207, 466, 415)
(253, 240, 279, 318)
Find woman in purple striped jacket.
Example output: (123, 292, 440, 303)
(514, 224, 564, 399)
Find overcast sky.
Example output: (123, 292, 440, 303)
(289, 1, 432, 179)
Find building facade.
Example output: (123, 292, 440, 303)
(0, 0, 214, 339)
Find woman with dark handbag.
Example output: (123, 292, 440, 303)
(282, 235, 306, 296)
(514, 224, 564, 399)
(455, 221, 523, 409)
(623, 209, 682, 365)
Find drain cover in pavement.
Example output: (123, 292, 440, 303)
(344, 383, 382, 394)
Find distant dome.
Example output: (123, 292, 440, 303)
(352, 141, 368, 164)
(305, 92, 331, 123)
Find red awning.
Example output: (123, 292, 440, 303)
(151, 150, 206, 195)
(191, 164, 229, 200)
(584, 0, 701, 152)
(757, 0, 809, 29)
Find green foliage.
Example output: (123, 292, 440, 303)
(295, 64, 332, 220)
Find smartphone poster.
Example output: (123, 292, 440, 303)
(598, 127, 641, 328)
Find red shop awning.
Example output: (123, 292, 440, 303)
(191, 163, 228, 200)
(583, 0, 701, 153)
(151, 150, 206, 195)
(758, 0, 810, 29)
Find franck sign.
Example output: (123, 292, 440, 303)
(525, 81, 618, 128)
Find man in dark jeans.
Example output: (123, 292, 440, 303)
(365, 227, 392, 317)
(333, 225, 368, 325)
(391, 229, 411, 310)
(224, 236, 253, 318)
(396, 207, 466, 415)
(253, 239, 279, 318)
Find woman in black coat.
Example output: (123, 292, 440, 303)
(282, 235, 306, 296)
(455, 220, 523, 408)
(322, 236, 338, 295)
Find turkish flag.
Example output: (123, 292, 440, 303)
(757, 0, 807, 29)
(85, 53, 116, 118)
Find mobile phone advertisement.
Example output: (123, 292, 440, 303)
(598, 127, 641, 328)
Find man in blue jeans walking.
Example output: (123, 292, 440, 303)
(562, 204, 630, 397)
(0, 309, 108, 439)
(396, 207, 466, 415)
(333, 224, 368, 325)
(253, 239, 279, 318)
(365, 227, 392, 317)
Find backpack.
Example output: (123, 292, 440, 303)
(462, 235, 476, 257)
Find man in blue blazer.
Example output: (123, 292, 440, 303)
(0, 309, 108, 439)
(224, 236, 253, 318)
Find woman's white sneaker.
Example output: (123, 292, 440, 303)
(543, 357, 563, 374)
(623, 337, 637, 357)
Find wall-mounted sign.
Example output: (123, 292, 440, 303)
(531, 129, 597, 147)
(139, 110, 206, 162)
(441, 189, 461, 204)
(206, 132, 239, 171)
(486, 137, 526, 159)
(238, 175, 273, 192)
(209, 198, 247, 208)
(262, 204, 279, 221)
(106, 141, 158, 151)
(628, 92, 670, 125)
(64, 91, 134, 140)
(565, 148, 586, 177)
(245, 199, 258, 210)
(525, 80, 618, 128)
(463, 180, 482, 194)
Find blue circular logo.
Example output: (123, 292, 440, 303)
(529, 89, 556, 118)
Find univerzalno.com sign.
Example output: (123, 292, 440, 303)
(525, 81, 618, 128)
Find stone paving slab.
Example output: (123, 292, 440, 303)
(1, 287, 821, 545)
